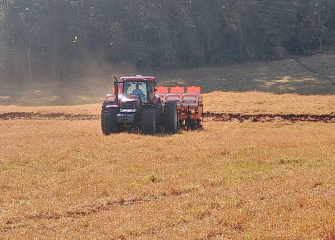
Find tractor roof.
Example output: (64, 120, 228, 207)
(120, 75, 156, 82)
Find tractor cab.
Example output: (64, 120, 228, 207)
(123, 81, 147, 102)
(119, 76, 156, 103)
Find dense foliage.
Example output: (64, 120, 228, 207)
(0, 0, 334, 81)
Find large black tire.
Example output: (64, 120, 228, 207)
(163, 101, 178, 133)
(141, 108, 156, 134)
(155, 101, 163, 133)
(101, 106, 119, 135)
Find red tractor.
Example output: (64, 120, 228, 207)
(101, 75, 178, 135)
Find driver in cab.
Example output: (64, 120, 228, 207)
(132, 83, 146, 101)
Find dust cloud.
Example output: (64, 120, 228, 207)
(0, 60, 136, 106)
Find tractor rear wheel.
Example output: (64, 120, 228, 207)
(141, 108, 157, 134)
(163, 101, 178, 133)
(101, 106, 119, 135)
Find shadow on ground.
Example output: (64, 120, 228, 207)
(157, 54, 335, 95)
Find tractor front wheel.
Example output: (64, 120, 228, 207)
(101, 106, 119, 135)
(141, 108, 157, 134)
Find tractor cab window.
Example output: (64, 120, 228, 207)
(123, 81, 148, 101)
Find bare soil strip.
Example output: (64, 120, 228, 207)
(204, 113, 335, 123)
(1, 112, 335, 123)
(0, 112, 99, 120)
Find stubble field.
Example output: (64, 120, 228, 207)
(1, 54, 335, 239)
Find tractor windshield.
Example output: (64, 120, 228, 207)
(123, 81, 148, 101)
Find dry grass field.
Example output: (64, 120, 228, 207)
(1, 54, 335, 239)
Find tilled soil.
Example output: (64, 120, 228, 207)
(1, 112, 335, 123)
(0, 112, 99, 121)
(203, 113, 335, 123)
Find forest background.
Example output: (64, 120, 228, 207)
(0, 0, 335, 83)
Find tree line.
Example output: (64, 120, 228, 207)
(0, 0, 335, 82)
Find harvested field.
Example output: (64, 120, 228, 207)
(1, 54, 335, 239)
(1, 118, 335, 239)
